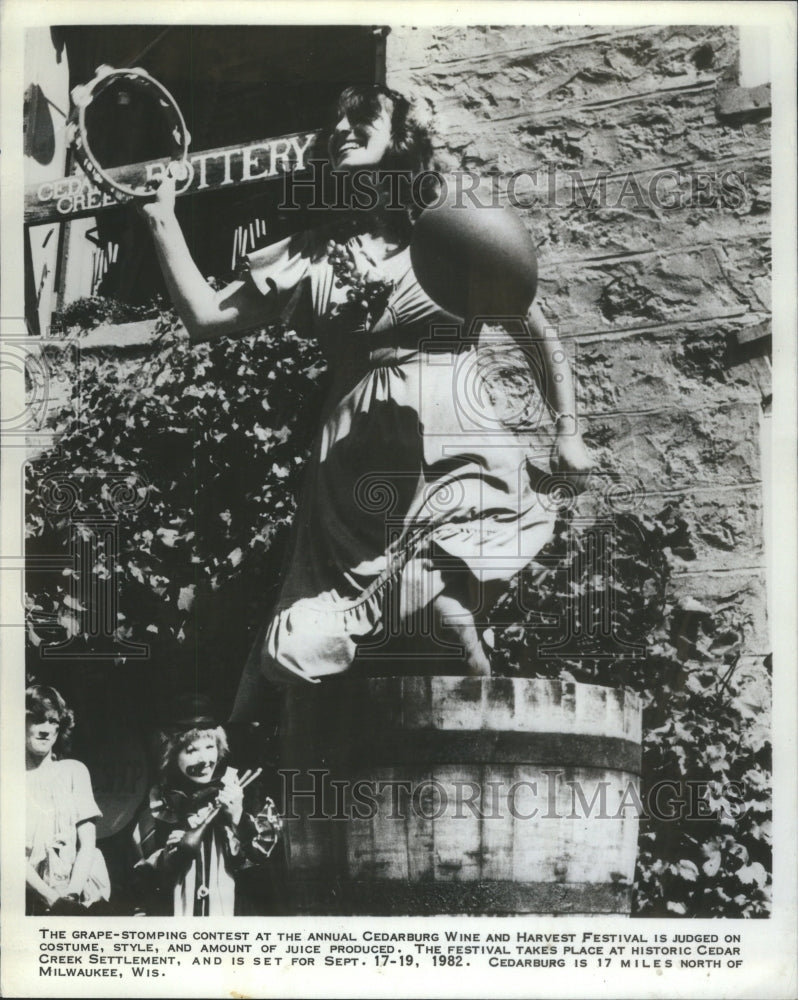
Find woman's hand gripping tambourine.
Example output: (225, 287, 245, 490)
(66, 64, 191, 204)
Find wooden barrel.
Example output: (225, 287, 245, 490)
(279, 676, 641, 916)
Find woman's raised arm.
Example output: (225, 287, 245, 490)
(139, 170, 275, 343)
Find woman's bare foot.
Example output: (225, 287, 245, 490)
(433, 592, 492, 676)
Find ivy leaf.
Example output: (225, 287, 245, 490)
(177, 584, 196, 612)
(704, 744, 729, 773)
(737, 862, 767, 887)
(157, 528, 180, 547)
(58, 613, 80, 637)
(675, 859, 699, 882)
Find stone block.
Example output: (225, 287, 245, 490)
(574, 483, 765, 573)
(573, 321, 770, 414)
(729, 656, 771, 751)
(389, 25, 738, 136)
(535, 242, 763, 337)
(583, 402, 763, 491)
(434, 91, 769, 182)
(668, 568, 769, 656)
(521, 160, 771, 260)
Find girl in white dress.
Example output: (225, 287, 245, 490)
(26, 685, 111, 915)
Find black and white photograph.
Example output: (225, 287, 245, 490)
(2, 2, 796, 998)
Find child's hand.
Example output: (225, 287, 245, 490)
(217, 781, 244, 827)
(166, 829, 187, 848)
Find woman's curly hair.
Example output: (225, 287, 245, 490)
(328, 84, 442, 228)
(25, 685, 75, 757)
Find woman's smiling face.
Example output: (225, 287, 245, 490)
(26, 717, 59, 760)
(329, 103, 393, 171)
(176, 734, 219, 785)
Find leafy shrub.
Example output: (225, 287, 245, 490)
(26, 302, 327, 705)
(492, 509, 771, 917)
(26, 298, 771, 917)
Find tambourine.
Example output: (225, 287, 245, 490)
(66, 64, 191, 203)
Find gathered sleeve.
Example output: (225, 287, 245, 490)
(68, 760, 102, 826)
(239, 230, 315, 324)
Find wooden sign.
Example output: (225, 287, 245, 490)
(24, 128, 320, 226)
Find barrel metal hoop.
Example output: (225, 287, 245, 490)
(281, 730, 643, 776)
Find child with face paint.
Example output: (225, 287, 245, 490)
(25, 685, 111, 915)
(132, 694, 282, 916)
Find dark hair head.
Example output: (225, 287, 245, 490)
(330, 84, 441, 224)
(25, 685, 75, 756)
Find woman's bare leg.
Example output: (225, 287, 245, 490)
(432, 574, 504, 676)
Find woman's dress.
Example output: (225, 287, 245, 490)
(234, 224, 555, 691)
(26, 758, 111, 910)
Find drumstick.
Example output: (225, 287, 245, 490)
(237, 768, 262, 791)
(186, 767, 264, 826)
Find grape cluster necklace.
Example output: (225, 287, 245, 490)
(326, 231, 397, 321)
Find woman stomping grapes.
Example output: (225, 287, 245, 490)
(139, 85, 592, 712)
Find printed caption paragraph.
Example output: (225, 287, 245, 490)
(37, 927, 746, 980)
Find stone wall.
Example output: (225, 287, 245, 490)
(387, 24, 771, 702)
